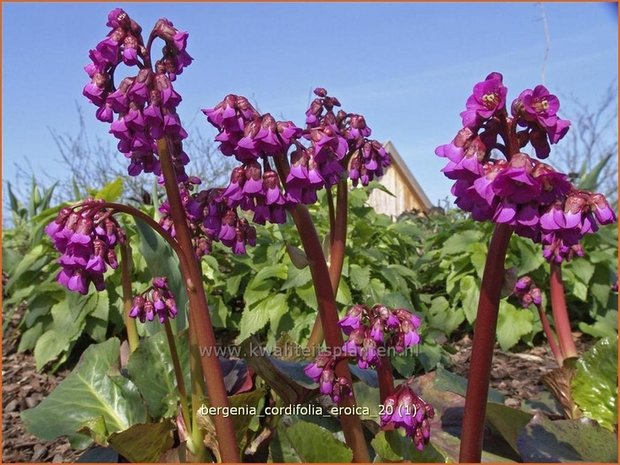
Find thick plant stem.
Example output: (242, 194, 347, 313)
(377, 355, 395, 403)
(164, 319, 193, 444)
(273, 155, 368, 461)
(119, 243, 139, 353)
(536, 304, 563, 365)
(289, 204, 370, 463)
(156, 138, 240, 462)
(549, 262, 578, 360)
(459, 223, 513, 463)
(307, 180, 349, 349)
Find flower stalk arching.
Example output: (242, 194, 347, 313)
(156, 137, 240, 463)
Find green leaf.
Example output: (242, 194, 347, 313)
(94, 178, 123, 202)
(237, 293, 288, 343)
(372, 430, 447, 462)
(273, 420, 353, 462)
(485, 403, 533, 453)
(571, 336, 617, 431)
(433, 365, 505, 404)
(33, 292, 100, 370)
(281, 266, 312, 291)
(579, 310, 618, 339)
(368, 180, 396, 197)
(427, 296, 464, 336)
(126, 330, 189, 419)
(459, 275, 480, 324)
(78, 415, 111, 447)
(496, 300, 534, 351)
(22, 338, 147, 448)
(516, 413, 617, 462)
(5, 244, 47, 291)
(335, 279, 352, 305)
(514, 239, 545, 275)
(572, 281, 588, 301)
(441, 230, 483, 256)
(568, 259, 596, 285)
(285, 243, 309, 269)
(134, 218, 187, 332)
(225, 273, 243, 297)
(17, 322, 44, 352)
(108, 421, 174, 462)
(349, 264, 370, 291)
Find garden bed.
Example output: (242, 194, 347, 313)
(2, 302, 589, 463)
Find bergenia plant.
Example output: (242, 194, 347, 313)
(43, 8, 431, 462)
(436, 72, 616, 462)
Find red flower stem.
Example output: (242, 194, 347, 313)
(377, 355, 395, 403)
(156, 138, 240, 463)
(549, 262, 578, 360)
(102, 203, 181, 253)
(164, 318, 193, 443)
(104, 201, 208, 460)
(119, 242, 139, 353)
(536, 303, 563, 365)
(307, 179, 349, 349)
(289, 204, 370, 462)
(326, 185, 336, 244)
(459, 223, 513, 463)
(273, 153, 369, 463)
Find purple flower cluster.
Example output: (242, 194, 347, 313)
(339, 304, 421, 368)
(303, 303, 421, 403)
(83, 9, 192, 181)
(303, 352, 353, 403)
(129, 276, 178, 323)
(45, 199, 125, 294)
(380, 383, 434, 451)
(204, 88, 391, 219)
(218, 163, 290, 225)
(159, 182, 257, 257)
(540, 191, 615, 262)
(437, 73, 616, 262)
(512, 276, 542, 308)
(512, 85, 570, 159)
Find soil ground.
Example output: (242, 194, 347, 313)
(2, 306, 589, 462)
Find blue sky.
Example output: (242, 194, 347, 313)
(3, 2, 617, 206)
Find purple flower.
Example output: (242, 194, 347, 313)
(460, 72, 507, 129)
(338, 304, 364, 335)
(46, 200, 125, 294)
(380, 383, 434, 451)
(491, 153, 541, 204)
(591, 193, 616, 225)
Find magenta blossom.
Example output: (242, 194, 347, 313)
(460, 72, 508, 129)
(380, 383, 434, 451)
(45, 199, 125, 294)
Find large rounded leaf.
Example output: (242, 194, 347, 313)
(22, 338, 147, 448)
(571, 336, 617, 431)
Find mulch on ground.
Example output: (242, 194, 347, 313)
(2, 309, 79, 463)
(2, 305, 589, 463)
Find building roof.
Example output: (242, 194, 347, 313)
(382, 140, 433, 211)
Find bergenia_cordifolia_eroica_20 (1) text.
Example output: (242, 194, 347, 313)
(43, 7, 435, 462)
(436, 72, 616, 462)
